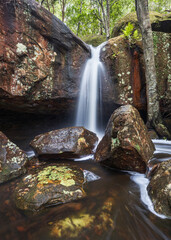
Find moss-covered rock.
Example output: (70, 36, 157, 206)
(0, 131, 28, 184)
(14, 164, 86, 211)
(30, 127, 98, 160)
(147, 160, 171, 217)
(81, 35, 106, 47)
(112, 12, 171, 37)
(95, 105, 155, 173)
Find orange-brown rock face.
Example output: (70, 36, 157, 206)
(95, 105, 155, 173)
(0, 0, 89, 114)
(101, 32, 171, 121)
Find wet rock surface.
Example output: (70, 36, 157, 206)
(50, 197, 114, 239)
(101, 13, 171, 126)
(95, 105, 155, 173)
(30, 127, 98, 159)
(0, 131, 28, 184)
(14, 164, 86, 211)
(147, 160, 171, 217)
(0, 0, 89, 114)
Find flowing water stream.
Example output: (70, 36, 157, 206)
(76, 44, 105, 137)
(0, 45, 170, 239)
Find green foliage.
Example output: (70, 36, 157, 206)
(122, 22, 134, 39)
(35, 0, 170, 38)
(122, 22, 141, 45)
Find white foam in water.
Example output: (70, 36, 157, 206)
(74, 155, 94, 161)
(130, 172, 168, 219)
(83, 170, 101, 182)
(152, 139, 171, 154)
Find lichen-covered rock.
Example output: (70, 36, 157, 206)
(147, 160, 171, 217)
(0, 0, 89, 114)
(101, 32, 171, 116)
(30, 127, 98, 159)
(50, 197, 114, 239)
(95, 105, 155, 173)
(0, 131, 28, 184)
(14, 164, 86, 211)
(101, 13, 171, 128)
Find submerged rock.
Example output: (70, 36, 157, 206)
(50, 197, 114, 239)
(14, 164, 86, 211)
(30, 127, 98, 159)
(147, 160, 171, 217)
(95, 105, 155, 173)
(0, 131, 28, 184)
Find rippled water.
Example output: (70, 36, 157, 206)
(0, 138, 171, 240)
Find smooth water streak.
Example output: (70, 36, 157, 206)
(76, 44, 105, 137)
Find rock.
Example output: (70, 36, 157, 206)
(30, 127, 98, 159)
(81, 35, 106, 47)
(101, 31, 171, 130)
(95, 105, 155, 173)
(111, 12, 171, 37)
(50, 197, 114, 239)
(14, 164, 86, 211)
(0, 0, 90, 114)
(147, 160, 171, 217)
(148, 130, 159, 139)
(0, 131, 28, 184)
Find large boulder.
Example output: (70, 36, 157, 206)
(14, 164, 86, 211)
(95, 105, 155, 173)
(101, 13, 171, 129)
(147, 160, 171, 217)
(30, 127, 98, 159)
(0, 131, 28, 184)
(111, 12, 171, 37)
(0, 0, 89, 114)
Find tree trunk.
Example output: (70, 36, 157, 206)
(135, 0, 170, 139)
(106, 0, 110, 39)
(76, 1, 83, 36)
(60, 0, 66, 22)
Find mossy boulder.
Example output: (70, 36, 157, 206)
(112, 12, 171, 37)
(30, 127, 98, 160)
(14, 164, 86, 211)
(147, 160, 171, 217)
(81, 35, 106, 47)
(95, 105, 155, 173)
(0, 131, 28, 184)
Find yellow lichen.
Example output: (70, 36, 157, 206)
(78, 137, 88, 147)
(51, 214, 95, 238)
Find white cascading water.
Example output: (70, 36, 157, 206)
(76, 44, 105, 137)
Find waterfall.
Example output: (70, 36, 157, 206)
(76, 44, 105, 137)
